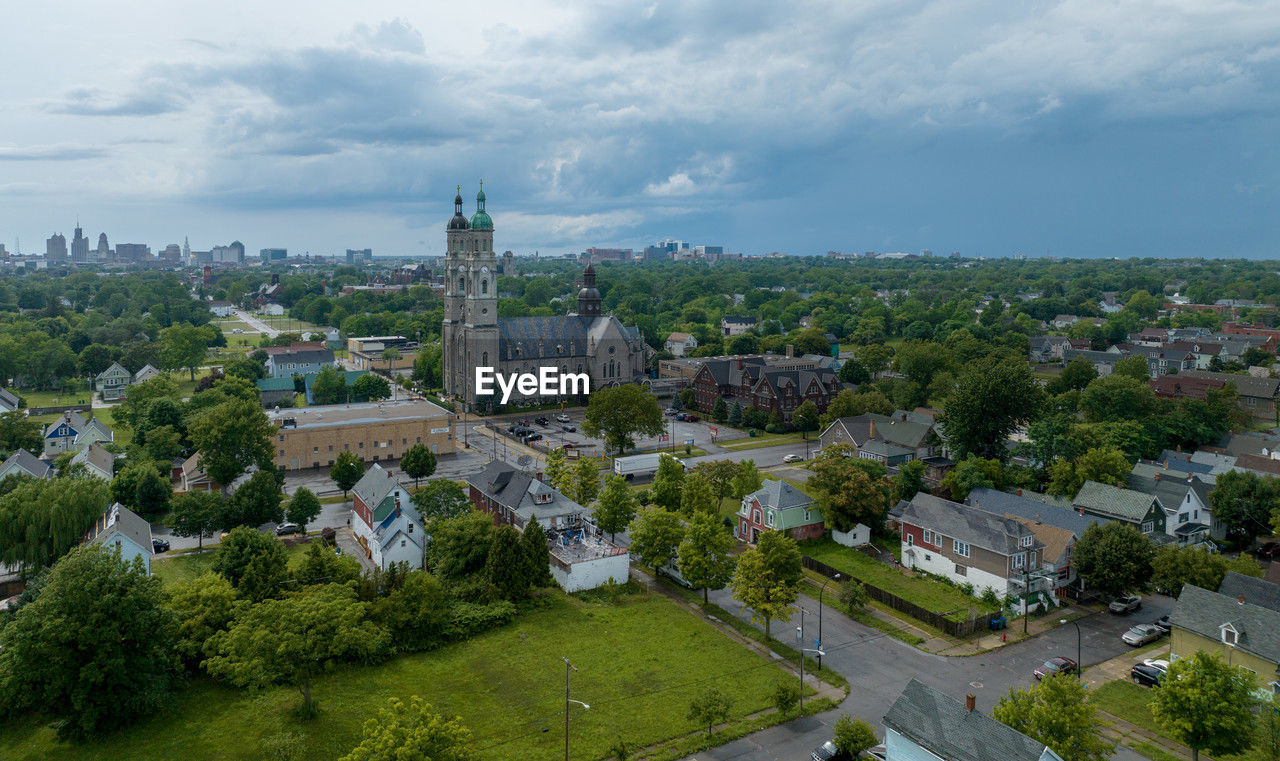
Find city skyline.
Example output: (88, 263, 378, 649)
(2, 1, 1279, 258)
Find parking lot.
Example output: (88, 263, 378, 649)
(476, 407, 747, 459)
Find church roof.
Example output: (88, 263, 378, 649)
(497, 315, 644, 363)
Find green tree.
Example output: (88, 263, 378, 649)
(1150, 651, 1258, 761)
(166, 572, 237, 672)
(1112, 355, 1151, 381)
(293, 541, 361, 587)
(693, 459, 739, 505)
(939, 357, 1045, 461)
(380, 347, 402, 372)
(0, 410, 42, 457)
(0, 476, 110, 573)
(0, 544, 177, 741)
(371, 572, 448, 652)
(169, 491, 224, 549)
(582, 385, 665, 455)
(793, 400, 820, 432)
(593, 475, 637, 542)
(1072, 522, 1154, 599)
(286, 487, 323, 533)
(652, 453, 686, 510)
(628, 506, 687, 571)
(309, 365, 347, 406)
(339, 696, 473, 761)
(572, 457, 601, 506)
(893, 459, 927, 503)
(519, 520, 555, 588)
(133, 463, 171, 518)
(1045, 357, 1098, 395)
(731, 459, 764, 499)
(352, 373, 391, 402)
(412, 478, 471, 521)
(188, 395, 274, 491)
(426, 512, 494, 581)
(399, 444, 437, 487)
(727, 401, 743, 426)
(1210, 470, 1280, 543)
(160, 322, 212, 380)
(1079, 375, 1156, 423)
(205, 583, 390, 716)
(808, 455, 890, 531)
(212, 526, 288, 588)
(544, 448, 571, 494)
(993, 675, 1113, 761)
(686, 686, 732, 736)
(939, 455, 1004, 501)
(833, 715, 879, 758)
(330, 450, 364, 499)
(772, 681, 800, 715)
(224, 469, 285, 530)
(1046, 446, 1131, 497)
(712, 397, 728, 423)
(678, 509, 737, 603)
(730, 531, 802, 637)
(680, 471, 719, 516)
(839, 580, 869, 612)
(485, 524, 529, 601)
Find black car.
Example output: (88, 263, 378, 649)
(1153, 615, 1171, 635)
(152, 538, 170, 553)
(1131, 663, 1163, 687)
(534, 416, 550, 426)
(524, 433, 543, 443)
(1257, 541, 1280, 560)
(561, 424, 576, 432)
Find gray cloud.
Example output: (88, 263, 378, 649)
(0, 145, 109, 161)
(46, 85, 188, 116)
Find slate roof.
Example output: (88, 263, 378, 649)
(0, 449, 51, 479)
(85, 502, 153, 553)
(1217, 572, 1280, 613)
(1236, 454, 1280, 477)
(1180, 370, 1280, 399)
(1072, 481, 1160, 523)
(1155, 450, 1216, 474)
(1172, 584, 1280, 666)
(883, 679, 1054, 761)
(269, 348, 335, 365)
(70, 442, 115, 477)
(466, 460, 585, 524)
(352, 464, 404, 512)
(966, 487, 1107, 539)
(44, 411, 88, 438)
(747, 479, 814, 510)
(902, 493, 1043, 558)
(825, 413, 932, 449)
(496, 314, 644, 363)
(0, 388, 20, 411)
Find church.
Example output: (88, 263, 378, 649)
(441, 184, 650, 409)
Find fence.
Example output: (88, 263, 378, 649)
(801, 555, 996, 638)
(26, 403, 92, 416)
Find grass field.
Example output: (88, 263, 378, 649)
(151, 543, 313, 587)
(718, 433, 810, 452)
(799, 538, 984, 622)
(16, 389, 93, 409)
(1091, 679, 1268, 761)
(0, 590, 794, 761)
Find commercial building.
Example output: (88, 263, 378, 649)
(347, 335, 421, 372)
(260, 248, 287, 261)
(266, 399, 455, 470)
(346, 248, 372, 264)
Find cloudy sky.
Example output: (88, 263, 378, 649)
(3, 1, 1279, 258)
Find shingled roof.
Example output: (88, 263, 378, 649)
(1172, 584, 1280, 666)
(1072, 481, 1161, 523)
(1218, 571, 1280, 613)
(883, 679, 1057, 761)
(902, 493, 1043, 557)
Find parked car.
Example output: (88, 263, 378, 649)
(1033, 656, 1079, 680)
(1256, 541, 1280, 560)
(811, 739, 847, 761)
(523, 433, 543, 443)
(1152, 615, 1171, 635)
(665, 408, 679, 416)
(676, 413, 688, 421)
(684, 414, 700, 422)
(1131, 663, 1163, 687)
(556, 413, 571, 422)
(151, 538, 170, 553)
(1123, 623, 1163, 646)
(783, 454, 804, 463)
(561, 424, 576, 432)
(275, 522, 303, 537)
(534, 416, 550, 426)
(1109, 595, 1142, 614)
(1143, 658, 1170, 675)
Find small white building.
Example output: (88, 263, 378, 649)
(208, 301, 235, 318)
(664, 331, 698, 357)
(261, 302, 286, 317)
(548, 532, 631, 593)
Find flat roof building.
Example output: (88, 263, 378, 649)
(267, 399, 455, 471)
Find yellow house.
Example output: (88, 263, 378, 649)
(1170, 583, 1280, 696)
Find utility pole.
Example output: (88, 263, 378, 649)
(562, 658, 590, 761)
(799, 647, 824, 710)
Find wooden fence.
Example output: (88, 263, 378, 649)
(25, 403, 92, 416)
(801, 555, 997, 638)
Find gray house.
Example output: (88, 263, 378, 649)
(883, 679, 1064, 761)
(95, 361, 133, 401)
(0, 449, 52, 481)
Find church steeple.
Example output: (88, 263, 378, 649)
(577, 263, 601, 316)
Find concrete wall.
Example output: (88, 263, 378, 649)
(551, 553, 631, 593)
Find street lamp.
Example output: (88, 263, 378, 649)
(563, 658, 590, 761)
(1060, 618, 1082, 679)
(799, 648, 825, 710)
(817, 573, 841, 669)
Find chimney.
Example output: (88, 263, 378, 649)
(1239, 596, 1246, 605)
(869, 419, 877, 439)
(965, 694, 976, 712)
(1016, 489, 1023, 496)
(737, 357, 744, 370)
(785, 344, 794, 358)
(1154, 473, 1161, 482)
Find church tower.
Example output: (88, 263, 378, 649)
(442, 187, 470, 400)
(442, 183, 500, 408)
(577, 263, 602, 316)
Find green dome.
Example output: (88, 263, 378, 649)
(470, 210, 493, 230)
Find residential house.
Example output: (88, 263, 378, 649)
(133, 364, 161, 384)
(1129, 328, 1169, 347)
(899, 493, 1052, 603)
(1060, 348, 1120, 376)
(95, 361, 133, 401)
(264, 346, 336, 379)
(1071, 481, 1167, 536)
(818, 412, 937, 464)
(1218, 571, 1280, 613)
(208, 300, 235, 317)
(1151, 374, 1228, 403)
(84, 503, 153, 575)
(720, 316, 756, 336)
(1120, 345, 1197, 378)
(69, 442, 115, 481)
(177, 452, 216, 492)
(1050, 314, 1080, 329)
(42, 411, 113, 456)
(883, 679, 1065, 761)
(1029, 336, 1087, 363)
(0, 449, 52, 481)
(261, 302, 286, 316)
(1126, 467, 1217, 543)
(736, 479, 826, 544)
(1171, 584, 1280, 697)
(1164, 340, 1228, 370)
(351, 463, 423, 570)
(1180, 370, 1280, 423)
(0, 388, 20, 412)
(664, 332, 698, 357)
(966, 487, 1093, 593)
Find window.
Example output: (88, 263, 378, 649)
(766, 511, 774, 527)
(923, 529, 933, 545)
(328, 445, 333, 452)
(1222, 626, 1239, 646)
(409, 524, 413, 534)
(1141, 520, 1154, 533)
(1020, 535, 1033, 548)
(358, 442, 364, 449)
(279, 435, 285, 442)
(1012, 552, 1026, 569)
(906, 533, 915, 547)
(955, 565, 967, 576)
(953, 540, 970, 558)
(313, 447, 318, 454)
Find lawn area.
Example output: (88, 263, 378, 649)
(717, 433, 811, 452)
(0, 589, 795, 761)
(152, 543, 312, 586)
(798, 538, 984, 621)
(1091, 680, 1160, 733)
(16, 389, 93, 409)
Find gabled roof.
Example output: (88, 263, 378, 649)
(85, 502, 152, 554)
(467, 460, 585, 524)
(746, 479, 814, 510)
(1155, 450, 1217, 474)
(1072, 481, 1160, 523)
(77, 417, 114, 444)
(1172, 584, 1280, 666)
(822, 412, 932, 449)
(352, 463, 406, 512)
(1236, 454, 1280, 478)
(0, 449, 51, 479)
(1217, 572, 1280, 613)
(70, 442, 115, 477)
(96, 361, 131, 379)
(902, 493, 1043, 557)
(883, 679, 1056, 761)
(966, 487, 1106, 539)
(665, 331, 693, 343)
(1006, 515, 1075, 564)
(267, 348, 335, 365)
(44, 411, 87, 437)
(0, 388, 20, 410)
(1180, 370, 1280, 399)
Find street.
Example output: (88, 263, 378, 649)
(230, 308, 281, 338)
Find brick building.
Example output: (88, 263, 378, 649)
(266, 399, 455, 471)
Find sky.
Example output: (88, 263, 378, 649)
(2, 1, 1279, 259)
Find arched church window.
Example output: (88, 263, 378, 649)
(481, 279, 488, 295)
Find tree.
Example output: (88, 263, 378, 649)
(939, 357, 1045, 461)
(593, 475, 637, 542)
(793, 400, 820, 432)
(412, 479, 471, 521)
(294, 541, 361, 587)
(993, 674, 1113, 761)
(678, 509, 737, 603)
(212, 526, 288, 589)
(224, 469, 285, 530)
(680, 471, 719, 516)
(519, 519, 556, 588)
(1046, 447, 1130, 497)
(833, 715, 879, 758)
(0, 544, 177, 741)
(686, 686, 732, 736)
(0, 477, 110, 574)
(1079, 375, 1156, 423)
(772, 681, 800, 715)
(169, 491, 224, 549)
(188, 395, 274, 491)
(330, 450, 364, 499)
(1150, 651, 1258, 761)
(939, 455, 1005, 501)
(730, 531, 801, 637)
(380, 347, 402, 373)
(728, 401, 743, 426)
(628, 506, 687, 571)
(339, 696, 473, 761)
(544, 448, 571, 494)
(582, 385, 664, 455)
(485, 524, 529, 601)
(399, 444, 437, 487)
(160, 322, 211, 380)
(712, 397, 728, 423)
(1210, 470, 1280, 543)
(693, 459, 739, 504)
(133, 463, 172, 518)
(0, 410, 41, 457)
(808, 457, 890, 531)
(287, 487, 323, 533)
(1112, 355, 1151, 381)
(1072, 522, 1154, 599)
(893, 459, 927, 503)
(166, 572, 237, 672)
(731, 459, 764, 499)
(652, 453, 686, 510)
(426, 512, 494, 581)
(352, 373, 391, 402)
(1045, 357, 1098, 395)
(572, 457, 601, 506)
(309, 365, 347, 406)
(839, 580, 868, 612)
(205, 583, 390, 716)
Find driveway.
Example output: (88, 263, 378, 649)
(231, 308, 280, 338)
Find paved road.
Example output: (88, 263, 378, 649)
(688, 586, 1173, 761)
(231, 308, 281, 338)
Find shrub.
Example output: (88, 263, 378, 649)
(771, 681, 800, 714)
(443, 599, 517, 640)
(839, 580, 868, 612)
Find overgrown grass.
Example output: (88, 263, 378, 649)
(151, 543, 312, 587)
(0, 590, 796, 761)
(718, 433, 810, 452)
(798, 574, 926, 647)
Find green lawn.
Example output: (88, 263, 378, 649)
(16, 389, 93, 409)
(1091, 679, 1270, 761)
(152, 543, 312, 587)
(718, 433, 811, 452)
(799, 538, 984, 621)
(0, 590, 793, 761)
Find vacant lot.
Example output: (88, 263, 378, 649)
(151, 542, 313, 586)
(0, 589, 792, 761)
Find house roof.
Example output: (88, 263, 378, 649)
(883, 679, 1055, 761)
(1213, 433, 1280, 458)
(466, 460, 585, 523)
(267, 348, 335, 365)
(352, 463, 405, 511)
(966, 487, 1110, 539)
(71, 442, 114, 476)
(1217, 572, 1280, 613)
(0, 388, 20, 410)
(902, 493, 1043, 558)
(85, 502, 152, 554)
(1151, 375, 1226, 400)
(1071, 481, 1160, 523)
(823, 412, 932, 450)
(666, 332, 693, 343)
(1236, 454, 1280, 478)
(1180, 370, 1280, 399)
(96, 361, 130, 379)
(0, 449, 51, 479)
(1172, 584, 1280, 666)
(746, 479, 814, 510)
(1156, 450, 1217, 474)
(1005, 515, 1075, 564)
(43, 411, 87, 437)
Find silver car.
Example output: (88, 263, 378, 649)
(1123, 623, 1162, 646)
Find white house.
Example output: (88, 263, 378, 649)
(351, 464, 423, 570)
(69, 442, 115, 481)
(720, 316, 757, 336)
(664, 331, 699, 357)
(133, 364, 162, 384)
(261, 302, 286, 316)
(548, 532, 631, 593)
(208, 301, 235, 318)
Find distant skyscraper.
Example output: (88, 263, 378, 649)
(115, 243, 150, 262)
(46, 233, 67, 261)
(229, 240, 245, 263)
(182, 236, 190, 261)
(159, 244, 182, 263)
(97, 233, 110, 260)
(345, 248, 372, 264)
(260, 248, 287, 261)
(71, 223, 88, 263)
